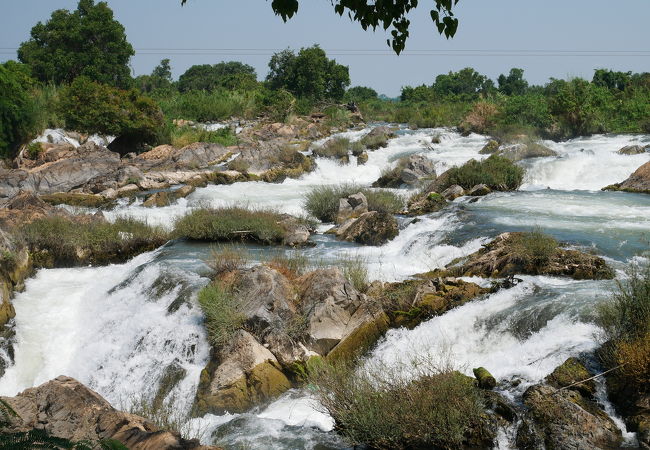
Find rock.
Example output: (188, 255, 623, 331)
(336, 192, 369, 224)
(40, 192, 112, 208)
(117, 183, 139, 196)
(603, 161, 650, 194)
(617, 144, 648, 155)
(468, 184, 491, 196)
(143, 191, 170, 208)
(100, 188, 118, 200)
(0, 376, 217, 449)
(431, 134, 441, 144)
(277, 214, 313, 247)
(405, 192, 447, 216)
(373, 154, 436, 188)
(441, 184, 465, 200)
(545, 357, 595, 398)
(497, 142, 557, 162)
(446, 232, 615, 280)
(194, 330, 291, 415)
(337, 211, 398, 246)
(360, 126, 396, 150)
(175, 185, 195, 199)
(356, 151, 368, 165)
(479, 139, 500, 154)
(473, 367, 497, 389)
(521, 384, 622, 449)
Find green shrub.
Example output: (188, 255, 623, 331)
(510, 229, 559, 267)
(226, 158, 251, 173)
(173, 207, 286, 244)
(303, 184, 405, 222)
(312, 137, 351, 159)
(596, 263, 650, 393)
(442, 154, 524, 191)
(155, 89, 258, 122)
(197, 283, 244, 347)
(20, 217, 168, 267)
(0, 62, 38, 158)
(58, 77, 164, 153)
(309, 359, 485, 449)
(169, 125, 237, 148)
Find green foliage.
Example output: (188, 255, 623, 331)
(0, 429, 126, 449)
(345, 86, 378, 103)
(58, 77, 164, 150)
(134, 59, 174, 94)
(255, 87, 296, 121)
(303, 184, 404, 222)
(266, 46, 350, 101)
(169, 126, 237, 148)
(592, 69, 632, 91)
(432, 67, 495, 101)
(312, 137, 351, 159)
(497, 93, 553, 130)
(173, 207, 286, 244)
(178, 62, 257, 92)
(511, 229, 559, 267)
(156, 89, 259, 122)
(341, 257, 369, 293)
(0, 62, 38, 158)
(497, 68, 529, 96)
(309, 359, 485, 449)
(20, 217, 168, 267)
(205, 246, 249, 276)
(18, 0, 134, 88)
(197, 282, 244, 346)
(442, 154, 524, 191)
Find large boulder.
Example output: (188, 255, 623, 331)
(520, 384, 622, 449)
(336, 192, 368, 224)
(545, 357, 596, 398)
(337, 211, 399, 246)
(496, 142, 557, 162)
(441, 184, 465, 201)
(373, 154, 436, 188)
(617, 144, 649, 155)
(603, 161, 650, 194)
(194, 330, 291, 415)
(405, 192, 447, 216)
(0, 376, 218, 449)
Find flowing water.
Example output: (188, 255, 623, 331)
(1, 126, 649, 448)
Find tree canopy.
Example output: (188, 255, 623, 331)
(178, 62, 257, 92)
(266, 46, 350, 101)
(0, 62, 38, 157)
(497, 68, 529, 96)
(17, 0, 134, 88)
(180, 0, 460, 54)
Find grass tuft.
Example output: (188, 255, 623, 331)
(441, 154, 524, 191)
(197, 282, 244, 347)
(303, 184, 404, 222)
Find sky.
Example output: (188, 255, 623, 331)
(1, 0, 649, 97)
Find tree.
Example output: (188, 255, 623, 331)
(178, 62, 257, 92)
(345, 86, 378, 103)
(432, 67, 494, 100)
(58, 77, 164, 154)
(18, 0, 134, 88)
(266, 46, 350, 101)
(497, 68, 528, 96)
(135, 59, 174, 93)
(0, 62, 38, 158)
(547, 78, 612, 137)
(180, 0, 460, 54)
(592, 69, 632, 91)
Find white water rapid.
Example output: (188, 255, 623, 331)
(2, 125, 648, 448)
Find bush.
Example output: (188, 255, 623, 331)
(596, 263, 650, 392)
(461, 101, 499, 134)
(173, 207, 286, 244)
(312, 137, 351, 159)
(205, 246, 249, 276)
(20, 217, 168, 267)
(169, 126, 237, 148)
(0, 62, 38, 158)
(510, 229, 559, 267)
(441, 154, 524, 191)
(303, 184, 405, 222)
(309, 359, 485, 449)
(58, 77, 163, 153)
(156, 89, 258, 122)
(197, 282, 244, 347)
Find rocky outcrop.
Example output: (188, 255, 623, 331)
(617, 144, 649, 155)
(0, 229, 31, 331)
(404, 192, 447, 216)
(480, 139, 557, 162)
(441, 184, 465, 200)
(372, 154, 436, 188)
(336, 192, 368, 224)
(0, 376, 218, 449)
(603, 161, 650, 194)
(142, 185, 195, 208)
(195, 265, 388, 415)
(336, 211, 399, 246)
(545, 357, 595, 398)
(440, 232, 614, 280)
(520, 384, 622, 449)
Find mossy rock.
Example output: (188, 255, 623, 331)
(40, 193, 114, 208)
(0, 281, 15, 327)
(545, 357, 595, 398)
(405, 191, 448, 216)
(326, 312, 390, 362)
(479, 140, 500, 154)
(142, 191, 170, 208)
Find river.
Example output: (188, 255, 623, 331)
(1, 126, 648, 448)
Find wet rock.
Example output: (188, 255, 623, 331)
(468, 184, 491, 196)
(336, 192, 368, 224)
(496, 142, 557, 162)
(143, 191, 171, 208)
(522, 384, 622, 449)
(194, 330, 291, 415)
(404, 192, 447, 216)
(617, 144, 649, 155)
(360, 126, 396, 150)
(373, 154, 436, 188)
(473, 367, 497, 389)
(545, 357, 595, 398)
(446, 232, 614, 280)
(175, 185, 195, 199)
(40, 192, 113, 208)
(479, 139, 500, 154)
(441, 184, 465, 200)
(431, 133, 442, 144)
(356, 151, 368, 165)
(337, 211, 398, 246)
(1, 376, 218, 449)
(603, 161, 650, 194)
(278, 214, 314, 247)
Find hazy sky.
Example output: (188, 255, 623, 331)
(2, 0, 649, 96)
